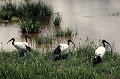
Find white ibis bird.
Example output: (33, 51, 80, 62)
(7, 38, 31, 57)
(93, 40, 112, 65)
(53, 39, 75, 61)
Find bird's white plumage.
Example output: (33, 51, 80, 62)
(59, 44, 69, 54)
(59, 44, 69, 51)
(14, 42, 27, 51)
(95, 46, 106, 58)
(23, 42, 28, 46)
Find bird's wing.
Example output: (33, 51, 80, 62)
(23, 42, 28, 46)
(23, 42, 31, 51)
(26, 46, 31, 51)
(54, 46, 61, 54)
(14, 42, 26, 50)
(59, 44, 69, 51)
(95, 46, 106, 58)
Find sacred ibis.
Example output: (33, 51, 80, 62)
(7, 38, 31, 57)
(93, 40, 112, 65)
(53, 39, 75, 61)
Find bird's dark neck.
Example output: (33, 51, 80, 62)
(68, 41, 70, 45)
(12, 39, 15, 45)
(25, 37, 27, 42)
(102, 41, 106, 47)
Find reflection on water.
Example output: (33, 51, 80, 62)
(0, 0, 120, 53)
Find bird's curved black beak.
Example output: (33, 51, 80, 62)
(7, 38, 13, 44)
(70, 40, 75, 46)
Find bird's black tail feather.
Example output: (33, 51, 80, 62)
(93, 56, 102, 66)
(26, 46, 31, 51)
(61, 54, 68, 60)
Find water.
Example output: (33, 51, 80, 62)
(0, 0, 120, 53)
(0, 23, 20, 51)
(45, 0, 120, 52)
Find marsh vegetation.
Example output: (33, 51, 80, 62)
(0, 0, 73, 38)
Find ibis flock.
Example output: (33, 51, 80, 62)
(6, 36, 112, 66)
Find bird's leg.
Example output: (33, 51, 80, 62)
(24, 50, 28, 56)
(99, 58, 102, 63)
(53, 54, 60, 61)
(19, 51, 24, 57)
(53, 53, 62, 61)
(59, 53, 62, 59)
(62, 54, 68, 60)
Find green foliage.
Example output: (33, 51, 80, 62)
(0, 44, 120, 79)
(110, 11, 120, 17)
(0, 1, 53, 33)
(20, 20, 41, 33)
(0, 3, 17, 20)
(53, 14, 61, 26)
(17, 2, 50, 22)
(0, 1, 52, 22)
(55, 28, 73, 37)
(35, 35, 52, 44)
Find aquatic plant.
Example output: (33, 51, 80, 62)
(0, 1, 53, 25)
(53, 14, 61, 26)
(20, 20, 41, 33)
(109, 11, 120, 17)
(55, 28, 73, 37)
(35, 35, 52, 44)
(0, 41, 120, 79)
(17, 1, 52, 24)
(0, 2, 17, 20)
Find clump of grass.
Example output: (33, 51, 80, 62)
(0, 1, 52, 23)
(17, 1, 52, 33)
(35, 35, 52, 44)
(53, 14, 61, 26)
(20, 20, 41, 33)
(55, 28, 73, 37)
(109, 11, 120, 17)
(0, 2, 17, 20)
(17, 1, 52, 24)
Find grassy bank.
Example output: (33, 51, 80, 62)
(0, 44, 120, 79)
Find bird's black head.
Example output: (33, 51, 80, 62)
(68, 39, 75, 46)
(102, 40, 106, 43)
(25, 35, 31, 42)
(7, 38, 15, 45)
(93, 55, 102, 66)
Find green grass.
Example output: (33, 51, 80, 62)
(17, 2, 52, 24)
(53, 14, 61, 26)
(109, 11, 120, 17)
(20, 20, 41, 33)
(0, 1, 52, 23)
(55, 28, 73, 37)
(0, 43, 120, 79)
(0, 1, 53, 33)
(0, 2, 17, 21)
(35, 35, 52, 45)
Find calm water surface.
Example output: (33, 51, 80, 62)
(0, 0, 120, 53)
(46, 0, 120, 52)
